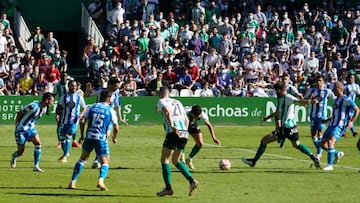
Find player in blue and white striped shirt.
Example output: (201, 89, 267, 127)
(10, 92, 55, 172)
(321, 81, 359, 171)
(304, 75, 334, 160)
(67, 90, 118, 190)
(344, 74, 360, 137)
(56, 80, 87, 163)
(85, 77, 128, 168)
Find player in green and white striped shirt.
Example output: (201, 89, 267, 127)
(241, 81, 320, 168)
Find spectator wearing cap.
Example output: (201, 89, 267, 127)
(27, 26, 45, 48)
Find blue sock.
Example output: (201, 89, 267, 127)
(72, 160, 86, 181)
(34, 145, 41, 166)
(327, 147, 335, 166)
(99, 164, 109, 179)
(314, 138, 323, 155)
(12, 151, 20, 158)
(94, 156, 99, 163)
(63, 135, 71, 157)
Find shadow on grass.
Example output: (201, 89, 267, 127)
(10, 192, 169, 198)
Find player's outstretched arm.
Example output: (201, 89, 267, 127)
(205, 121, 220, 145)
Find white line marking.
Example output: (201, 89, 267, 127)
(205, 143, 360, 171)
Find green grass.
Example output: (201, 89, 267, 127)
(0, 125, 360, 203)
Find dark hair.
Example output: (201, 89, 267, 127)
(273, 81, 285, 91)
(191, 105, 202, 116)
(42, 92, 55, 101)
(99, 90, 112, 102)
(108, 77, 120, 85)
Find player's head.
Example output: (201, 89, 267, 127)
(273, 81, 286, 97)
(159, 86, 170, 98)
(108, 77, 121, 91)
(316, 75, 324, 88)
(42, 92, 55, 115)
(99, 90, 112, 103)
(68, 80, 77, 93)
(190, 105, 202, 117)
(333, 81, 344, 97)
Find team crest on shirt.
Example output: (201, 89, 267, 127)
(66, 101, 76, 108)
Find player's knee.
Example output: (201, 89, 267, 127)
(196, 142, 204, 147)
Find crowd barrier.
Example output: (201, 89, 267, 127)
(0, 96, 358, 126)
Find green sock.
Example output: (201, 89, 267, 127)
(188, 145, 202, 159)
(297, 144, 312, 156)
(175, 162, 194, 183)
(162, 163, 172, 190)
(254, 143, 267, 162)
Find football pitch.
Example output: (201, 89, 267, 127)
(0, 125, 359, 203)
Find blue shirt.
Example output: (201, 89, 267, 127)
(16, 101, 47, 132)
(84, 103, 118, 141)
(58, 92, 86, 124)
(329, 95, 357, 128)
(304, 87, 334, 119)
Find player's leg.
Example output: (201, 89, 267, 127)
(30, 134, 43, 172)
(92, 128, 112, 169)
(68, 139, 92, 189)
(242, 130, 278, 167)
(186, 132, 203, 169)
(157, 132, 176, 197)
(320, 127, 342, 171)
(157, 146, 174, 196)
(173, 138, 198, 196)
(56, 121, 62, 148)
(95, 140, 110, 191)
(11, 131, 26, 168)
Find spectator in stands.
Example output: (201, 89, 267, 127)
(3, 70, 19, 95)
(88, 0, 106, 32)
(45, 62, 61, 91)
(137, 0, 152, 23)
(147, 71, 169, 96)
(0, 29, 8, 55)
(27, 26, 45, 48)
(33, 72, 49, 96)
(218, 32, 233, 69)
(199, 81, 214, 97)
(0, 56, 9, 79)
(42, 32, 59, 59)
(18, 70, 33, 95)
(122, 73, 137, 96)
(31, 42, 43, 65)
(0, 12, 11, 32)
(0, 77, 5, 95)
(111, 1, 125, 26)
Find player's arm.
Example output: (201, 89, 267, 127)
(79, 117, 87, 144)
(205, 120, 221, 145)
(263, 110, 278, 121)
(294, 99, 310, 106)
(162, 106, 178, 135)
(349, 105, 360, 129)
(55, 103, 63, 122)
(115, 106, 128, 125)
(15, 111, 23, 124)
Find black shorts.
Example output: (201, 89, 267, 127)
(163, 132, 188, 150)
(188, 123, 201, 134)
(273, 127, 299, 142)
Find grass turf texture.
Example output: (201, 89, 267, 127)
(0, 125, 359, 203)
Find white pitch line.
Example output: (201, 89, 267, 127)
(205, 143, 360, 171)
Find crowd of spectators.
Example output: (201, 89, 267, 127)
(1, 0, 360, 97)
(83, 0, 360, 97)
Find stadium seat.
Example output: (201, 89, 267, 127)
(180, 89, 193, 97)
(170, 89, 180, 97)
(193, 89, 202, 97)
(136, 88, 149, 96)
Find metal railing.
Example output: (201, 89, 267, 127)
(14, 9, 33, 52)
(81, 3, 104, 47)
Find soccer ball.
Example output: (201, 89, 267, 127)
(219, 159, 231, 170)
